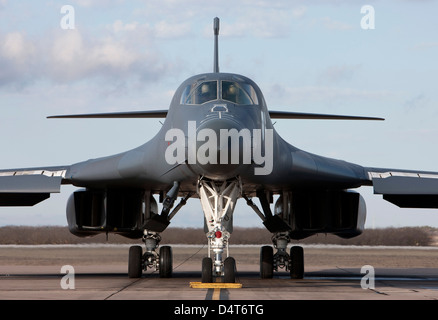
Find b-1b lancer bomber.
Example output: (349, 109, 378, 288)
(2, 18, 438, 283)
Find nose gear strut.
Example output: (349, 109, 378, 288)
(198, 177, 241, 283)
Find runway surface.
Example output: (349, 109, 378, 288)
(1, 245, 438, 301)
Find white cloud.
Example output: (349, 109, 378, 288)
(48, 29, 167, 82)
(0, 25, 170, 88)
(73, 0, 126, 8)
(154, 20, 192, 39)
(51, 30, 84, 66)
(318, 64, 362, 84)
(321, 17, 354, 30)
(412, 42, 438, 50)
(404, 93, 429, 111)
(292, 6, 307, 18)
(111, 20, 192, 39)
(2, 32, 34, 63)
(266, 84, 393, 107)
(0, 32, 38, 86)
(205, 10, 293, 39)
(112, 20, 139, 33)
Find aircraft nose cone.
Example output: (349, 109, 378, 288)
(192, 117, 249, 180)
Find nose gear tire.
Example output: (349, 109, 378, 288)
(202, 257, 213, 283)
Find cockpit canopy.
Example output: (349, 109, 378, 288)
(180, 79, 259, 105)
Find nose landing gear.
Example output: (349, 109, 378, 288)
(198, 178, 240, 283)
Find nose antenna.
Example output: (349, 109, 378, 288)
(213, 17, 220, 73)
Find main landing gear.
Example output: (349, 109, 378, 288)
(128, 231, 173, 278)
(260, 233, 304, 279)
(128, 182, 189, 278)
(243, 192, 305, 279)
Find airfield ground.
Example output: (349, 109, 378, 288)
(1, 245, 438, 302)
(1, 244, 438, 269)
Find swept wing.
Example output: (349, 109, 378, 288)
(366, 167, 438, 208)
(0, 167, 70, 206)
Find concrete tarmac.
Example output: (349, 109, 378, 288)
(1, 245, 438, 301)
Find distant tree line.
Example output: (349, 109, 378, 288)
(0, 226, 435, 246)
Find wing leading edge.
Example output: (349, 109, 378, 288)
(47, 110, 168, 119)
(47, 110, 384, 121)
(269, 111, 384, 121)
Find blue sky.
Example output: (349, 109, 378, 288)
(0, 0, 438, 229)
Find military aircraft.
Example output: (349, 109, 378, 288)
(1, 18, 438, 283)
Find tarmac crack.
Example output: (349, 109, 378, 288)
(368, 288, 389, 295)
(104, 278, 143, 300)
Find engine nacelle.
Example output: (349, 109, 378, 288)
(66, 188, 158, 239)
(274, 190, 366, 240)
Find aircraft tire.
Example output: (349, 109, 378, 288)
(260, 245, 274, 279)
(159, 246, 173, 278)
(128, 245, 143, 278)
(290, 246, 304, 279)
(224, 257, 236, 283)
(202, 257, 213, 283)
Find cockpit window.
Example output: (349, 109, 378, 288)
(180, 80, 259, 105)
(222, 81, 258, 105)
(181, 81, 218, 105)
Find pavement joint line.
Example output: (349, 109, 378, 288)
(189, 282, 243, 289)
